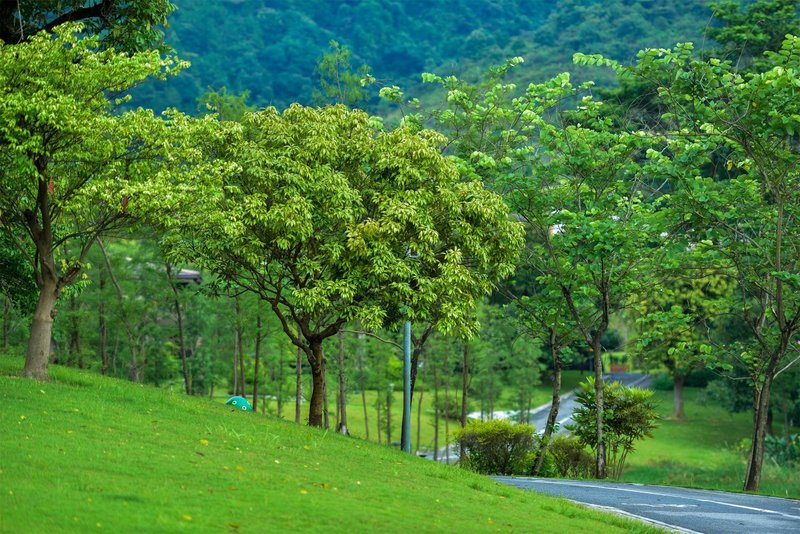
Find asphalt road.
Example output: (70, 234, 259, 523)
(429, 372, 652, 463)
(493, 477, 800, 533)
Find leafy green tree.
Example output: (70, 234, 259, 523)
(0, 24, 186, 380)
(312, 40, 370, 106)
(157, 104, 523, 427)
(621, 36, 800, 491)
(567, 376, 659, 480)
(636, 265, 734, 420)
(706, 0, 800, 71)
(0, 0, 175, 51)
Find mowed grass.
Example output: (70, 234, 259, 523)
(0, 358, 663, 533)
(620, 387, 800, 499)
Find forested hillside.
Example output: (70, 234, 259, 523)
(135, 0, 711, 111)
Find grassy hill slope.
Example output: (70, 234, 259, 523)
(0, 358, 661, 533)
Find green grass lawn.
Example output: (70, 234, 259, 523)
(0, 357, 662, 533)
(620, 387, 800, 499)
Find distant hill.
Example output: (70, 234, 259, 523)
(133, 0, 713, 113)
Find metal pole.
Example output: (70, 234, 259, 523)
(401, 320, 412, 453)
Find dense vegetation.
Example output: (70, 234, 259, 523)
(134, 0, 710, 112)
(2, 0, 799, 507)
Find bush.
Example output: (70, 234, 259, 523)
(547, 435, 594, 479)
(453, 419, 536, 475)
(567, 376, 659, 479)
(764, 434, 800, 467)
(651, 373, 673, 391)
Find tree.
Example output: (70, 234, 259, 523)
(623, 36, 800, 491)
(312, 40, 370, 106)
(158, 104, 523, 427)
(0, 24, 187, 380)
(567, 376, 659, 480)
(636, 264, 733, 420)
(706, 0, 800, 72)
(0, 1, 175, 51)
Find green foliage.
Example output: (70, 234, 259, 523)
(547, 434, 595, 479)
(568, 377, 660, 479)
(159, 104, 522, 336)
(2, 1, 176, 52)
(764, 434, 800, 466)
(706, 0, 800, 71)
(454, 419, 537, 475)
(197, 86, 254, 121)
(0, 231, 36, 313)
(131, 1, 711, 112)
(312, 40, 371, 105)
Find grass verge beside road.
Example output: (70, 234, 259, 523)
(0, 357, 661, 533)
(620, 387, 799, 499)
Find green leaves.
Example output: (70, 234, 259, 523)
(160, 104, 523, 340)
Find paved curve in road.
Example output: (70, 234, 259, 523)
(525, 372, 651, 435)
(430, 372, 651, 463)
(493, 477, 800, 533)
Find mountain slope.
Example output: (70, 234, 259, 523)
(134, 0, 712, 112)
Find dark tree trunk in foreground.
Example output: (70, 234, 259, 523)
(22, 276, 58, 380)
(307, 340, 327, 428)
(532, 339, 563, 476)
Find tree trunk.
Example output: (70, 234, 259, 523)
(22, 276, 58, 380)
(98, 269, 108, 375)
(532, 340, 562, 476)
(323, 374, 330, 430)
(98, 239, 140, 382)
(295, 346, 302, 424)
(376, 395, 382, 444)
(673, 373, 686, 420)
(166, 263, 191, 395)
(67, 294, 82, 367)
(2, 296, 10, 349)
(357, 330, 369, 439)
(592, 330, 607, 479)
(276, 342, 284, 418)
(336, 328, 349, 435)
(386, 387, 392, 445)
(444, 349, 450, 464)
(460, 342, 469, 463)
(416, 350, 426, 453)
(306, 341, 327, 428)
(409, 323, 434, 400)
(235, 297, 246, 397)
(744, 374, 775, 491)
(252, 312, 262, 412)
(433, 361, 439, 461)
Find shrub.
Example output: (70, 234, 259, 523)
(764, 434, 800, 467)
(547, 435, 594, 479)
(567, 376, 659, 479)
(453, 419, 536, 475)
